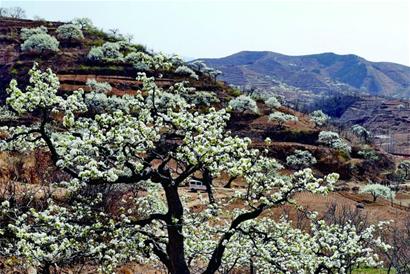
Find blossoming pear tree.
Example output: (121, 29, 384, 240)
(0, 64, 389, 273)
(269, 111, 298, 128)
(265, 96, 281, 110)
(309, 110, 329, 128)
(286, 149, 317, 170)
(228, 95, 259, 114)
(359, 184, 395, 202)
(56, 23, 84, 42)
(318, 131, 351, 155)
(351, 124, 371, 144)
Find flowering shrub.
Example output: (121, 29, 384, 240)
(318, 131, 351, 154)
(188, 60, 221, 79)
(359, 184, 395, 202)
(71, 17, 95, 31)
(265, 96, 281, 109)
(86, 38, 182, 72)
(186, 91, 220, 107)
(87, 46, 104, 61)
(20, 26, 48, 40)
(286, 149, 317, 169)
(0, 65, 388, 274)
(20, 26, 59, 53)
(20, 33, 59, 53)
(228, 95, 258, 114)
(87, 42, 123, 62)
(86, 79, 112, 93)
(175, 65, 198, 80)
(0, 106, 17, 121)
(318, 131, 340, 145)
(124, 51, 152, 71)
(149, 53, 175, 70)
(351, 124, 371, 143)
(358, 147, 379, 162)
(269, 111, 298, 127)
(101, 42, 123, 60)
(310, 110, 329, 127)
(56, 23, 84, 41)
(121, 51, 177, 72)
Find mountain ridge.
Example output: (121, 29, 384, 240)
(200, 50, 410, 97)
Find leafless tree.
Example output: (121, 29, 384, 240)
(323, 202, 369, 232)
(0, 7, 26, 19)
(108, 28, 120, 36)
(380, 214, 410, 274)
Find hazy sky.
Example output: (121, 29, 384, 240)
(2, 0, 410, 66)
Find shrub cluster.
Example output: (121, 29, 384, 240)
(20, 26, 59, 53)
(86, 79, 112, 94)
(0, 106, 17, 121)
(88, 42, 183, 74)
(265, 96, 281, 109)
(269, 111, 298, 127)
(310, 110, 329, 127)
(351, 124, 371, 143)
(286, 150, 317, 169)
(20, 26, 48, 40)
(229, 95, 259, 114)
(56, 23, 84, 41)
(87, 42, 123, 62)
(186, 91, 220, 107)
(318, 131, 351, 154)
(175, 65, 198, 80)
(357, 147, 379, 162)
(188, 60, 222, 79)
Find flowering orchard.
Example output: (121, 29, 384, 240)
(0, 65, 389, 273)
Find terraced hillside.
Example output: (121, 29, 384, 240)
(0, 18, 222, 102)
(340, 96, 410, 156)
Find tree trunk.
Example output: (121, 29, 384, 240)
(164, 185, 190, 274)
(224, 176, 237, 189)
(249, 258, 255, 274)
(203, 205, 265, 274)
(203, 169, 215, 204)
(40, 263, 51, 274)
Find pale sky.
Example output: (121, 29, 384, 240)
(2, 0, 410, 66)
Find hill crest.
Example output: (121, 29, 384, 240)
(200, 50, 410, 98)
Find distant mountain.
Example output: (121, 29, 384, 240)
(200, 51, 410, 98)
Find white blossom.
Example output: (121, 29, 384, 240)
(229, 95, 259, 114)
(0, 65, 388, 274)
(310, 109, 329, 127)
(56, 23, 84, 41)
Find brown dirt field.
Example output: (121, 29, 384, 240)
(394, 191, 410, 207)
(294, 192, 408, 224)
(250, 104, 315, 132)
(180, 188, 409, 227)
